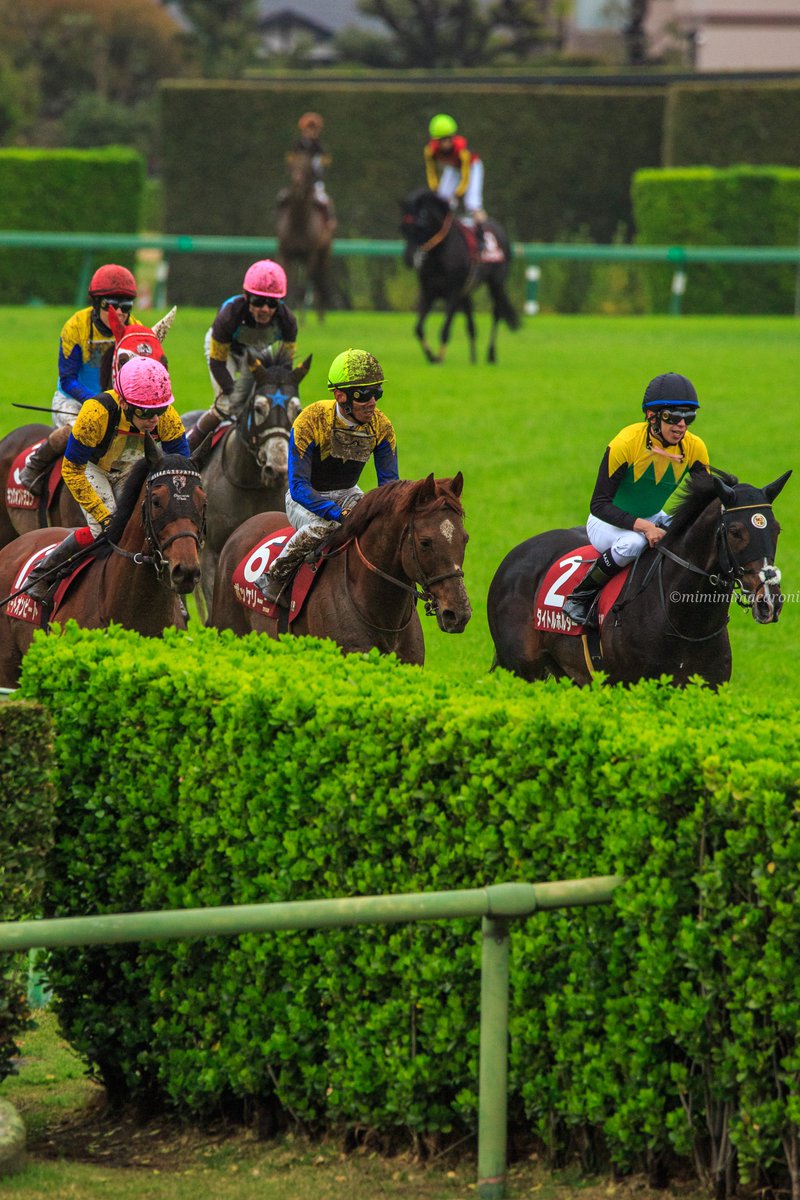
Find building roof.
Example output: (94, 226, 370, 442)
(256, 0, 386, 36)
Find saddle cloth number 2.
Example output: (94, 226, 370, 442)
(543, 555, 585, 609)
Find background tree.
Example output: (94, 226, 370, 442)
(623, 0, 649, 65)
(173, 0, 261, 78)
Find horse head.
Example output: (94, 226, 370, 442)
(286, 149, 315, 197)
(238, 347, 310, 487)
(401, 471, 471, 633)
(714, 470, 791, 623)
(400, 189, 450, 267)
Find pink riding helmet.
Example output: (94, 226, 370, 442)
(242, 259, 287, 298)
(117, 357, 174, 409)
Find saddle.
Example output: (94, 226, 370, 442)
(232, 526, 337, 631)
(7, 442, 64, 517)
(5, 549, 95, 628)
(534, 546, 630, 670)
(457, 221, 506, 266)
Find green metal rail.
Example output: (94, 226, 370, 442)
(2, 228, 799, 314)
(0, 874, 621, 1199)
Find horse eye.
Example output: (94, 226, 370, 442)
(419, 537, 433, 550)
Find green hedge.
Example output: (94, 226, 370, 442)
(632, 166, 800, 314)
(159, 81, 665, 306)
(0, 147, 145, 304)
(663, 81, 800, 168)
(0, 701, 55, 1083)
(18, 624, 800, 1194)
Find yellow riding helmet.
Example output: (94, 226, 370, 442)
(327, 349, 385, 390)
(429, 113, 457, 139)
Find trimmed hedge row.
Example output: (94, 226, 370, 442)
(0, 147, 145, 304)
(632, 166, 800, 314)
(0, 701, 55, 1083)
(159, 81, 665, 306)
(19, 624, 800, 1194)
(664, 81, 800, 169)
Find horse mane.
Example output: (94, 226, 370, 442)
(258, 344, 295, 372)
(102, 452, 190, 543)
(662, 466, 739, 543)
(325, 476, 464, 552)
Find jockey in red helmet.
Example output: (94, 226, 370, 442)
(562, 372, 709, 627)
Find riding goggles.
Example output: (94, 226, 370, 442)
(99, 298, 134, 313)
(246, 294, 280, 310)
(345, 386, 383, 403)
(658, 408, 696, 426)
(126, 404, 169, 420)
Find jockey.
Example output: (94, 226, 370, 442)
(24, 357, 190, 604)
(291, 111, 332, 214)
(424, 113, 487, 233)
(19, 263, 140, 492)
(257, 348, 399, 605)
(190, 260, 299, 447)
(562, 372, 710, 626)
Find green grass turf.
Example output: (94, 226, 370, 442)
(1, 307, 797, 696)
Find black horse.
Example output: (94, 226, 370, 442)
(400, 188, 519, 364)
(487, 469, 791, 688)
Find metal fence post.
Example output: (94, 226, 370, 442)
(524, 264, 541, 315)
(478, 915, 510, 1200)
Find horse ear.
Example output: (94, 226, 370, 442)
(189, 432, 215, 469)
(763, 469, 792, 503)
(152, 306, 177, 342)
(293, 354, 312, 384)
(712, 473, 737, 506)
(105, 304, 126, 343)
(144, 433, 163, 467)
(419, 473, 436, 503)
(450, 471, 464, 498)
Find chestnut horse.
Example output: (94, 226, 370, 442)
(487, 469, 791, 688)
(211, 474, 471, 665)
(0, 444, 207, 687)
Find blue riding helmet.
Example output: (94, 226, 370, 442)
(642, 372, 699, 412)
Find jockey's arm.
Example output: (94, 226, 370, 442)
(61, 403, 115, 526)
(58, 314, 98, 402)
(588, 447, 637, 530)
(156, 407, 191, 457)
(373, 421, 399, 486)
(287, 432, 345, 523)
(208, 335, 236, 396)
(424, 144, 440, 191)
(455, 148, 472, 198)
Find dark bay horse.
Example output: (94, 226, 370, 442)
(211, 474, 471, 665)
(0, 444, 206, 687)
(277, 149, 334, 320)
(487, 469, 791, 688)
(400, 188, 519, 364)
(0, 423, 82, 548)
(189, 346, 311, 617)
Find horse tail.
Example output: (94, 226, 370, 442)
(494, 286, 520, 331)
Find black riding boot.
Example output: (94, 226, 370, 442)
(562, 551, 622, 627)
(19, 424, 72, 495)
(186, 407, 223, 452)
(25, 532, 84, 604)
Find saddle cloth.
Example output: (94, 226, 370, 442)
(6, 443, 64, 511)
(534, 545, 629, 637)
(232, 526, 324, 624)
(5, 544, 93, 625)
(458, 222, 506, 265)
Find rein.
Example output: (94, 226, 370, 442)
(108, 466, 205, 580)
(418, 209, 454, 255)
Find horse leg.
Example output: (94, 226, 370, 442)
(415, 295, 439, 364)
(462, 298, 477, 365)
(438, 296, 464, 363)
(487, 313, 499, 364)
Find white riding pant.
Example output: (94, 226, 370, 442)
(268, 487, 364, 571)
(51, 389, 81, 429)
(79, 449, 142, 536)
(436, 160, 484, 217)
(586, 510, 671, 568)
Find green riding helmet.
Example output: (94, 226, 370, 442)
(429, 113, 457, 139)
(327, 348, 386, 390)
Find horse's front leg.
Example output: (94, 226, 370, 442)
(462, 298, 477, 364)
(487, 314, 499, 364)
(438, 296, 464, 363)
(415, 293, 439, 363)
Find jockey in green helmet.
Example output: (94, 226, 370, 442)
(424, 113, 486, 228)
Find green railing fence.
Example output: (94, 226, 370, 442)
(2, 229, 800, 315)
(0, 874, 622, 1199)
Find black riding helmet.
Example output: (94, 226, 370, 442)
(642, 372, 699, 413)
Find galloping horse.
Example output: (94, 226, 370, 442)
(0, 443, 207, 687)
(400, 188, 519, 364)
(0, 424, 82, 548)
(276, 148, 334, 320)
(211, 473, 471, 665)
(189, 346, 310, 617)
(487, 469, 791, 688)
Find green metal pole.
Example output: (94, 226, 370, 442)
(74, 252, 94, 308)
(478, 916, 510, 1200)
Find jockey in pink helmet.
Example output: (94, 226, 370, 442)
(191, 259, 299, 448)
(24, 357, 190, 604)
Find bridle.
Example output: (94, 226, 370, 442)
(109, 466, 206, 581)
(344, 507, 465, 633)
(617, 499, 779, 641)
(222, 383, 293, 488)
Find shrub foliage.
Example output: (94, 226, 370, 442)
(19, 624, 800, 1194)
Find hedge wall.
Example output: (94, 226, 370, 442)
(663, 81, 800, 169)
(0, 147, 145, 304)
(0, 701, 55, 1084)
(159, 81, 665, 306)
(632, 166, 800, 314)
(19, 624, 800, 1195)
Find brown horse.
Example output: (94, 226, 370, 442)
(0, 423, 83, 547)
(211, 474, 471, 665)
(0, 444, 206, 687)
(487, 469, 791, 688)
(276, 149, 334, 320)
